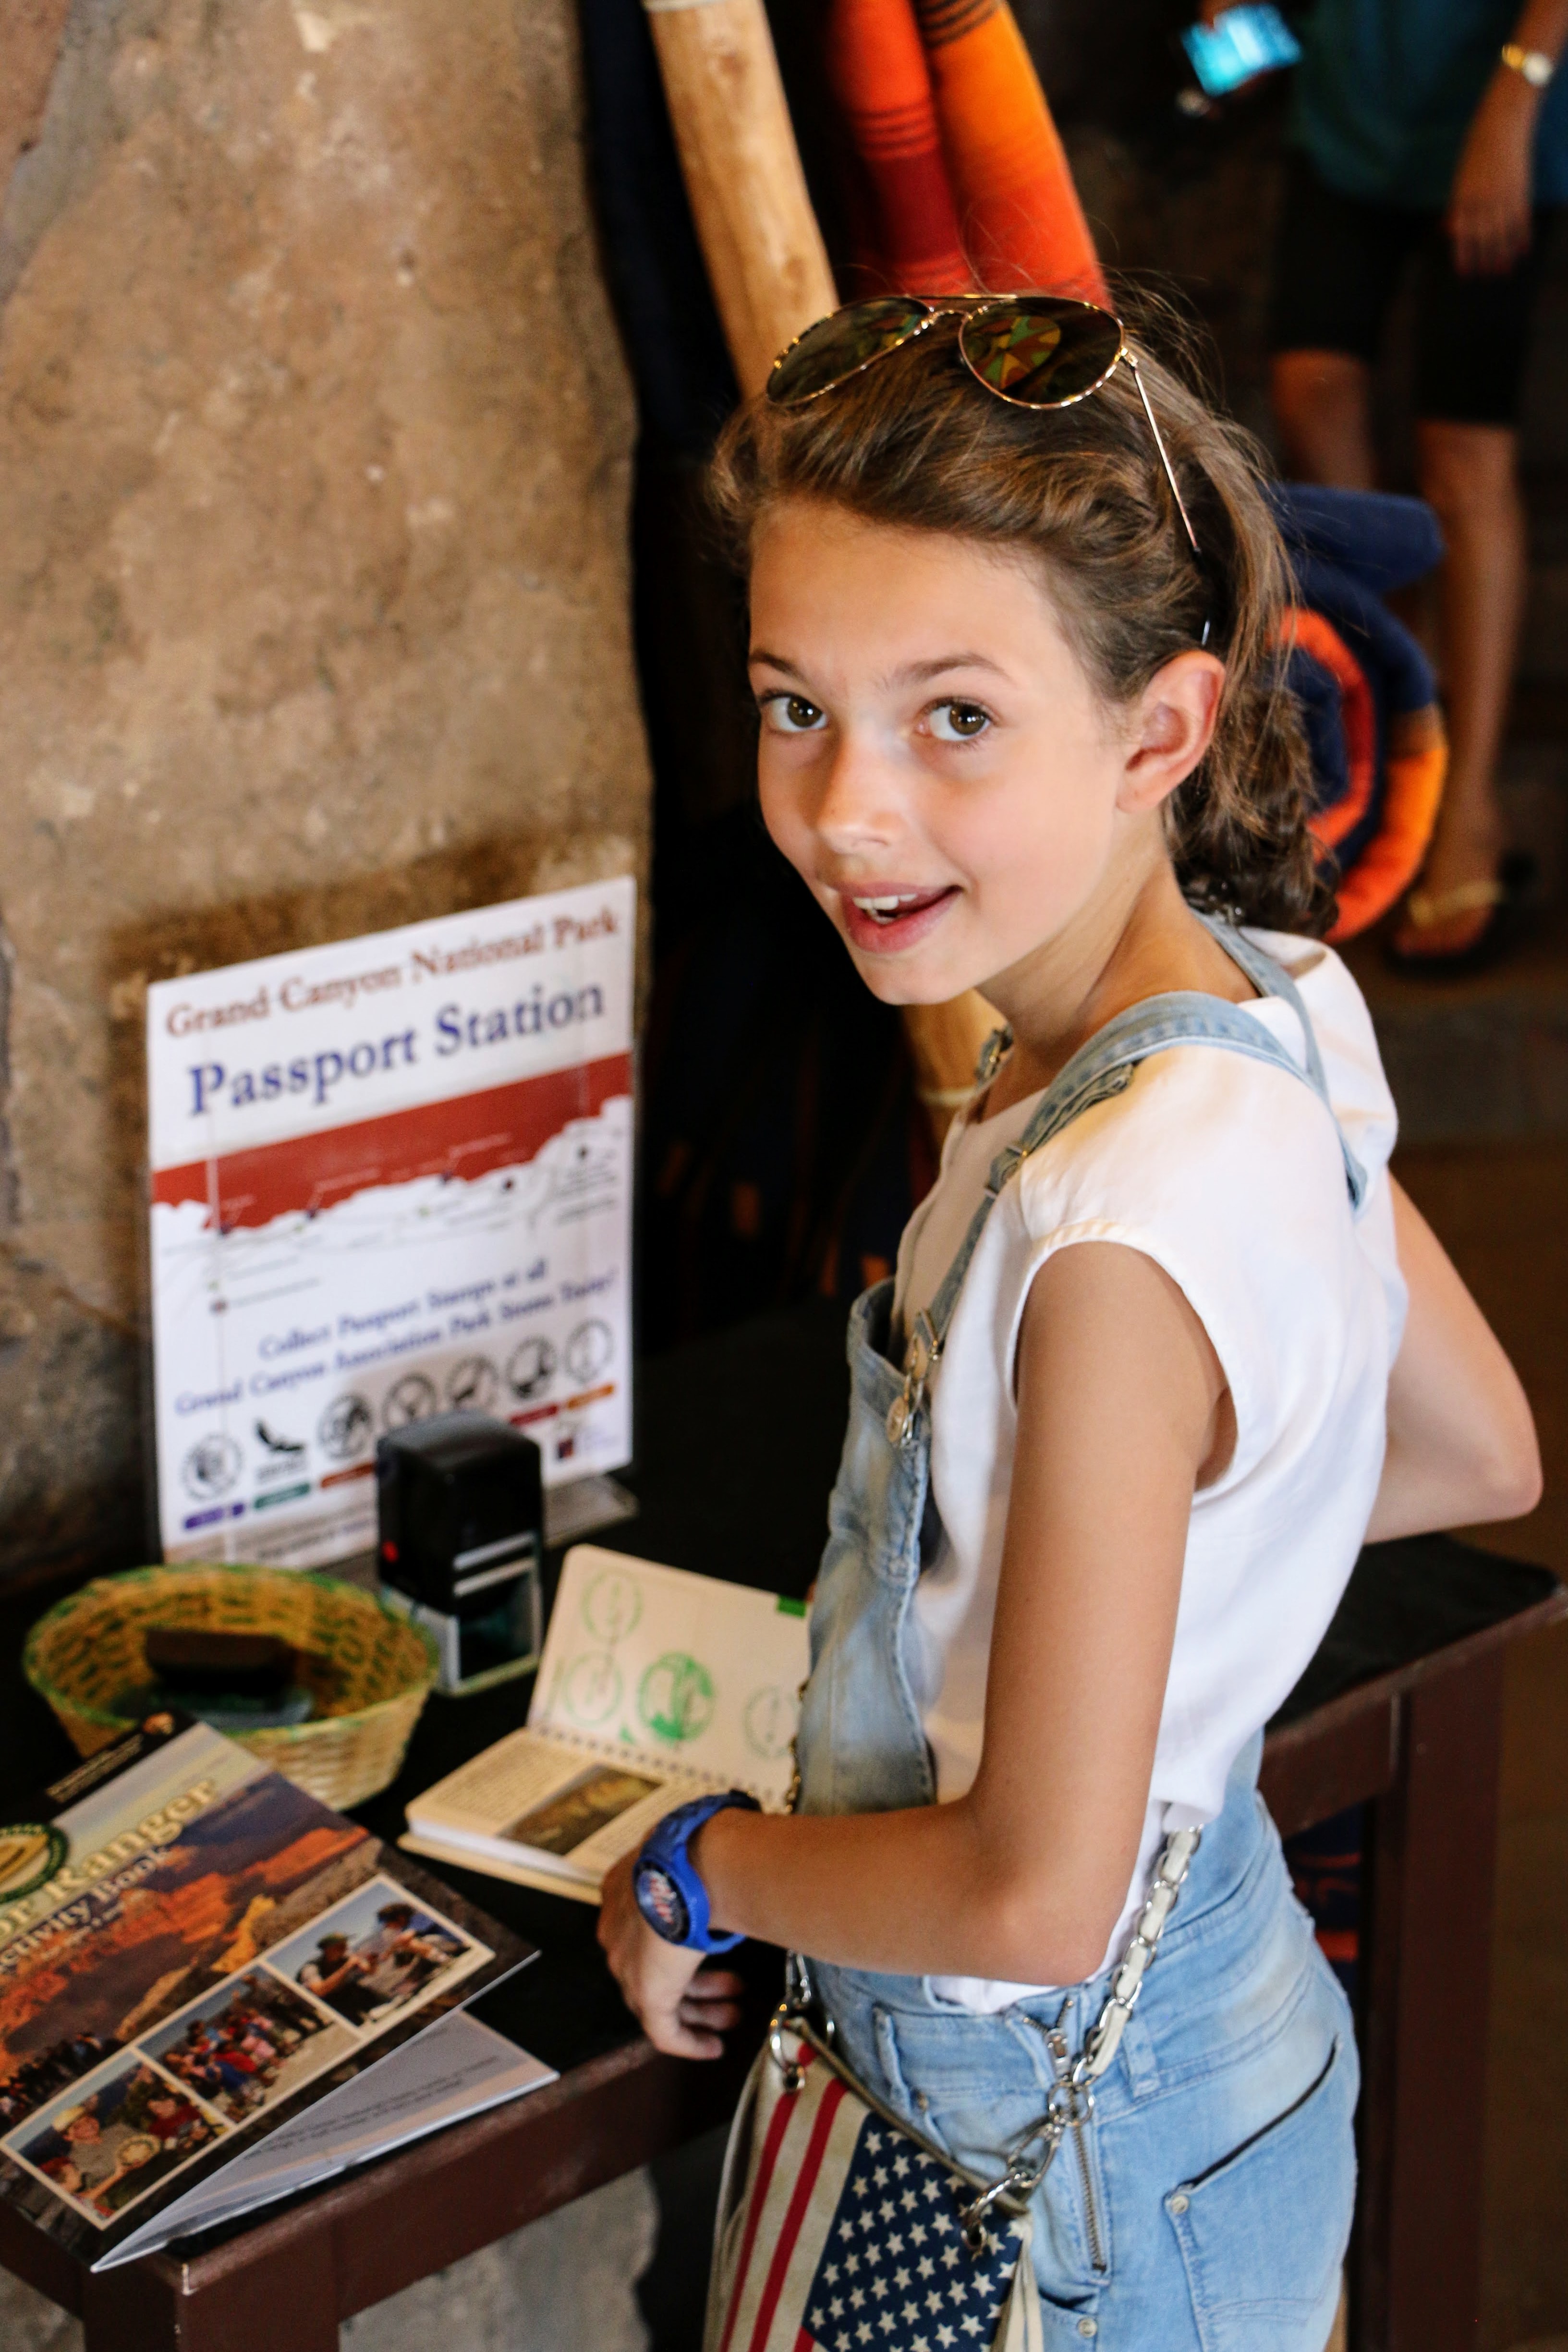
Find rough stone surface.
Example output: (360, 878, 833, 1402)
(0, 0, 650, 1573)
(0, 2161, 656, 2351)
(0, 0, 72, 195)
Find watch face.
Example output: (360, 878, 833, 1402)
(636, 1862, 692, 1945)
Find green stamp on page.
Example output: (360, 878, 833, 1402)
(637, 1652, 716, 1746)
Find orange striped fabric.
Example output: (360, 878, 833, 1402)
(1325, 739, 1447, 942)
(825, 0, 975, 295)
(912, 0, 1108, 302)
(1288, 609, 1379, 854)
(1282, 611, 1447, 941)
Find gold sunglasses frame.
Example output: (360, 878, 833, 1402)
(766, 296, 1206, 571)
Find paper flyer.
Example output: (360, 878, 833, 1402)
(145, 878, 635, 1566)
(0, 1716, 534, 2269)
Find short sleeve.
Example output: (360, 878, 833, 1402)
(1008, 938, 1406, 1486)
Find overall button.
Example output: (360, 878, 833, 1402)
(1076, 2321, 1097, 2339)
(1168, 2192, 1190, 2214)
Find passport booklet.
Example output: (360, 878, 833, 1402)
(402, 1546, 810, 1899)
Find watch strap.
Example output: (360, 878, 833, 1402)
(633, 1790, 759, 1951)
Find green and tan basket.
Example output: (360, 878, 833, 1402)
(24, 1564, 438, 1810)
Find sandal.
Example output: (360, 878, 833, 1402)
(1386, 850, 1537, 976)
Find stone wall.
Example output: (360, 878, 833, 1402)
(0, 0, 650, 1576)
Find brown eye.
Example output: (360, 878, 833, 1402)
(931, 701, 990, 741)
(764, 692, 825, 734)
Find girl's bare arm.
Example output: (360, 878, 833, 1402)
(599, 1241, 1213, 2038)
(600, 1196, 1541, 2050)
(1363, 1178, 1541, 1540)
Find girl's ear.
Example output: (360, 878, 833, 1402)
(1116, 652, 1226, 815)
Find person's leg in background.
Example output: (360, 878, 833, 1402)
(1272, 347, 1379, 487)
(1269, 159, 1546, 964)
(1268, 157, 1412, 495)
(1387, 218, 1547, 958)
(1398, 417, 1526, 946)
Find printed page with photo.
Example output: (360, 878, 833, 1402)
(0, 1715, 541, 2269)
(106, 2012, 555, 2259)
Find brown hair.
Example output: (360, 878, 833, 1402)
(710, 306, 1333, 935)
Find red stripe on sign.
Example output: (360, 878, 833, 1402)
(150, 1054, 632, 1232)
(717, 2054, 817, 2352)
(747, 2077, 848, 2352)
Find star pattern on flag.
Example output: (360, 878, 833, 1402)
(801, 2122, 1026, 2352)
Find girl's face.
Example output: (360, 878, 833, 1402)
(750, 500, 1217, 1009)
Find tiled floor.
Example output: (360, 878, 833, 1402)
(1393, 1141, 1568, 2352)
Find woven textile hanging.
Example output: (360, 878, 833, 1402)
(912, 0, 1108, 301)
(825, 0, 974, 296)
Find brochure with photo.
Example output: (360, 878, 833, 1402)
(0, 1715, 550, 2270)
(402, 1547, 811, 1896)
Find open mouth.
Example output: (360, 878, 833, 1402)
(838, 885, 959, 951)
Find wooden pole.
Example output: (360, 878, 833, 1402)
(642, 0, 836, 395)
(643, 0, 996, 1131)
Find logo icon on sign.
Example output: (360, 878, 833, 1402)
(506, 1337, 556, 1401)
(382, 1373, 438, 1430)
(446, 1357, 499, 1414)
(182, 1434, 242, 1502)
(255, 1421, 306, 1459)
(318, 1394, 374, 1461)
(565, 1319, 612, 1386)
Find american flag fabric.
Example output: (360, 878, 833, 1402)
(710, 2032, 1042, 2352)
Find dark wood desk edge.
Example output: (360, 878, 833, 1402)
(1264, 1584, 1568, 1756)
(1259, 1585, 1567, 1839)
(3, 2019, 755, 2336)
(172, 2037, 677, 2294)
(0, 2195, 81, 2320)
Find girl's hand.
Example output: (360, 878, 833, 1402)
(1447, 73, 1537, 275)
(596, 1853, 746, 2058)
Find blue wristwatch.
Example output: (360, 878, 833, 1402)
(632, 1791, 759, 1951)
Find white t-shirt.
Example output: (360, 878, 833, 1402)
(892, 932, 1406, 2012)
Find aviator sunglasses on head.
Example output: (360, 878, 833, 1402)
(766, 294, 1211, 643)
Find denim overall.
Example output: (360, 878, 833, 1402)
(794, 921, 1363, 2351)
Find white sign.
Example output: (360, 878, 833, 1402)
(146, 879, 635, 1567)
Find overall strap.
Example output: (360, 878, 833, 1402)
(886, 921, 1368, 1447)
(1193, 909, 1336, 1098)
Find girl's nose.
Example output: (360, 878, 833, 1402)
(812, 738, 901, 852)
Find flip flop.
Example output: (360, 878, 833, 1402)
(1386, 850, 1537, 976)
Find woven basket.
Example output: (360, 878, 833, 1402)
(24, 1564, 438, 1810)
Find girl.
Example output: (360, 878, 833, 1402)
(599, 296, 1541, 2349)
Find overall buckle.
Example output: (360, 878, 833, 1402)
(886, 1310, 939, 1448)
